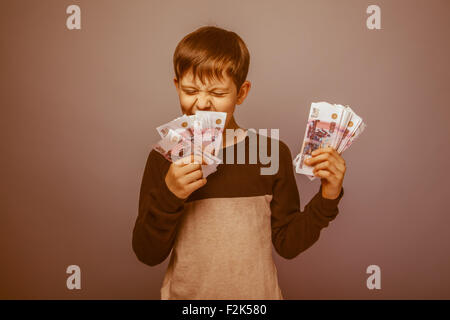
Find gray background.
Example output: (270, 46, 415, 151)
(1, 0, 449, 299)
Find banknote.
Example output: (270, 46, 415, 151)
(337, 107, 364, 154)
(156, 114, 193, 142)
(339, 121, 367, 154)
(194, 111, 227, 158)
(295, 102, 343, 176)
(153, 129, 191, 163)
(293, 102, 366, 181)
(201, 163, 218, 178)
(153, 128, 219, 178)
(154, 111, 227, 178)
(332, 104, 352, 149)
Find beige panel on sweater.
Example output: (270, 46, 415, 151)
(161, 195, 284, 300)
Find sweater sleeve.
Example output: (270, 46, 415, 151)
(270, 141, 344, 259)
(132, 149, 186, 266)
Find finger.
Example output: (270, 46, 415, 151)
(313, 166, 345, 182)
(312, 160, 338, 175)
(178, 162, 202, 175)
(334, 158, 346, 174)
(327, 151, 346, 173)
(330, 147, 345, 162)
(304, 153, 329, 166)
(313, 169, 335, 182)
(185, 177, 207, 194)
(312, 146, 342, 161)
(180, 168, 203, 184)
(311, 146, 335, 157)
(174, 155, 193, 166)
(174, 154, 204, 166)
(313, 156, 345, 175)
(308, 148, 343, 167)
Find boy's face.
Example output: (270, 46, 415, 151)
(174, 69, 250, 129)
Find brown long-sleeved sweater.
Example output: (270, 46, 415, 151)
(132, 130, 344, 300)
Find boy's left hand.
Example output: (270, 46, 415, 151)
(304, 147, 346, 200)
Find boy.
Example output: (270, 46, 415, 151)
(132, 26, 346, 299)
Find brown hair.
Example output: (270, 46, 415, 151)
(173, 26, 250, 92)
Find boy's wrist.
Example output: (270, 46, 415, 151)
(318, 185, 344, 212)
(158, 178, 186, 213)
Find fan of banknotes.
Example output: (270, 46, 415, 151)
(293, 102, 367, 181)
(153, 111, 227, 178)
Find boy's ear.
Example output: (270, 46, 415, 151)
(173, 77, 179, 90)
(236, 80, 251, 105)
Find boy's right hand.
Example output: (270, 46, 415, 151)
(165, 155, 208, 200)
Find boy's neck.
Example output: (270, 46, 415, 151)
(221, 116, 247, 149)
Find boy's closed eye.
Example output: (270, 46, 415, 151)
(211, 92, 227, 97)
(183, 90, 227, 97)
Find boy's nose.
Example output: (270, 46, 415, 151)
(196, 96, 213, 110)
